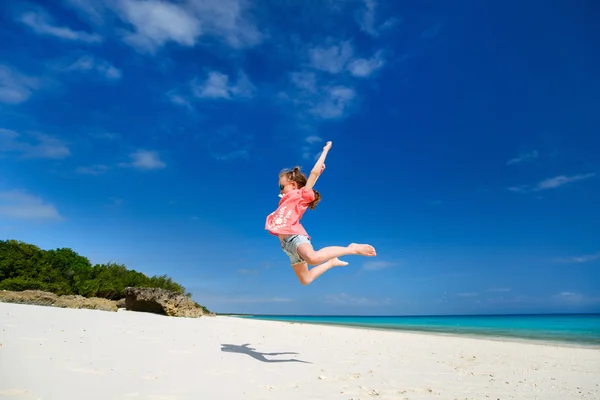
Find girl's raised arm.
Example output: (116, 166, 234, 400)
(305, 141, 331, 191)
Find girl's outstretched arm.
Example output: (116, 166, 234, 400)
(305, 141, 331, 191)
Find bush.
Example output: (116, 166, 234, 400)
(0, 239, 210, 312)
(0, 277, 47, 292)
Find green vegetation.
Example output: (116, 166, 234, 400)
(0, 239, 210, 313)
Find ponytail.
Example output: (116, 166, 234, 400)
(308, 189, 321, 210)
(280, 166, 322, 210)
(290, 166, 301, 181)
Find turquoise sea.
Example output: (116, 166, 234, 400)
(238, 314, 600, 346)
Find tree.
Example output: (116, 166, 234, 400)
(0, 239, 210, 312)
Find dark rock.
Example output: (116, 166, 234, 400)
(123, 287, 203, 318)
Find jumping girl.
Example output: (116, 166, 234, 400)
(265, 141, 377, 285)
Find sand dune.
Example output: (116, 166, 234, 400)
(0, 302, 598, 399)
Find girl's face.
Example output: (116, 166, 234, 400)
(278, 176, 297, 195)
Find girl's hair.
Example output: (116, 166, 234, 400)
(280, 166, 321, 210)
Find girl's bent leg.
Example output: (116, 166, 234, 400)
(296, 242, 376, 265)
(292, 258, 348, 285)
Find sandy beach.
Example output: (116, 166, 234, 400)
(0, 302, 598, 400)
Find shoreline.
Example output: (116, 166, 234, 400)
(2, 302, 599, 399)
(268, 319, 600, 350)
(234, 316, 600, 350)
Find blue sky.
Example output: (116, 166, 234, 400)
(1, 0, 598, 316)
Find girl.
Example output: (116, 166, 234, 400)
(265, 141, 377, 285)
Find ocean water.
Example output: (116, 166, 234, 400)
(238, 314, 600, 346)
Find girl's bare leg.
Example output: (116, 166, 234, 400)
(292, 257, 348, 285)
(296, 242, 376, 266)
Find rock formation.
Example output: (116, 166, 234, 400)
(123, 287, 204, 318)
(0, 290, 118, 312)
(116, 298, 126, 308)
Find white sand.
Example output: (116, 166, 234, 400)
(0, 302, 598, 400)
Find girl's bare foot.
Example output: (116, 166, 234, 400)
(332, 257, 349, 267)
(348, 243, 376, 256)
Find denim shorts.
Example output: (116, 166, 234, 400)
(280, 234, 311, 265)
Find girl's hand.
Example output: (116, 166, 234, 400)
(323, 141, 332, 151)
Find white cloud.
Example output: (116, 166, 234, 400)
(283, 39, 385, 126)
(324, 293, 391, 306)
(488, 287, 511, 293)
(98, 0, 261, 53)
(208, 296, 294, 304)
(356, 0, 399, 37)
(88, 132, 120, 140)
(186, 0, 262, 48)
(554, 252, 600, 264)
(116, 0, 201, 53)
(300, 147, 315, 161)
(129, 150, 166, 170)
(507, 150, 538, 165)
(553, 292, 600, 305)
(0, 65, 40, 104)
(309, 41, 354, 74)
(62, 0, 107, 26)
(486, 292, 600, 307)
(0, 129, 70, 159)
(509, 173, 596, 193)
(310, 86, 356, 119)
(555, 292, 578, 299)
(192, 70, 255, 100)
(305, 136, 323, 144)
(75, 164, 110, 175)
(67, 56, 122, 80)
(484, 295, 529, 305)
(347, 51, 385, 77)
(362, 260, 395, 271)
(119, 150, 166, 170)
(166, 91, 193, 110)
(282, 72, 357, 122)
(291, 71, 317, 93)
(212, 149, 249, 161)
(536, 174, 595, 190)
(307, 41, 385, 78)
(357, 0, 377, 36)
(0, 190, 62, 221)
(456, 292, 479, 297)
(507, 186, 527, 193)
(18, 8, 102, 43)
(194, 72, 229, 99)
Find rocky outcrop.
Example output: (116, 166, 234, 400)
(0, 290, 118, 312)
(123, 287, 204, 318)
(0, 289, 208, 317)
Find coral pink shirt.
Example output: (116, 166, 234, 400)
(265, 187, 315, 238)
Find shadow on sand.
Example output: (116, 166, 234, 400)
(220, 343, 312, 364)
